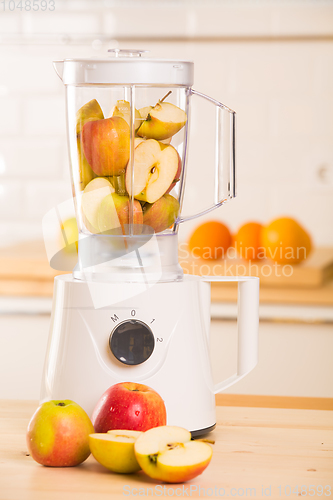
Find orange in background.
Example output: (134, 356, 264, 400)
(189, 221, 232, 260)
(234, 222, 264, 261)
(261, 217, 312, 264)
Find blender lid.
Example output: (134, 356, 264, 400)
(54, 49, 194, 86)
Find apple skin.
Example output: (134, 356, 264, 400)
(134, 426, 213, 483)
(97, 193, 143, 236)
(76, 99, 104, 190)
(137, 102, 187, 141)
(81, 116, 130, 177)
(89, 430, 142, 473)
(165, 148, 182, 194)
(143, 194, 179, 233)
(76, 99, 104, 136)
(91, 382, 167, 433)
(26, 400, 94, 467)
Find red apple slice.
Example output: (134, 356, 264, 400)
(126, 139, 179, 204)
(134, 425, 213, 483)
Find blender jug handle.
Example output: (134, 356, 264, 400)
(202, 276, 259, 393)
(178, 89, 236, 224)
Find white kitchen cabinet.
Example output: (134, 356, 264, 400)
(0, 313, 332, 400)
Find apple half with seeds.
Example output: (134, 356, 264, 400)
(134, 426, 213, 483)
(89, 430, 142, 474)
(126, 139, 179, 204)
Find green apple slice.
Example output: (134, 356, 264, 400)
(137, 102, 187, 141)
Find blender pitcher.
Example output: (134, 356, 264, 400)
(53, 49, 236, 283)
(41, 50, 258, 434)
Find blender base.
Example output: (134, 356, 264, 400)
(41, 274, 217, 433)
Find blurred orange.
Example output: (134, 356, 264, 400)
(234, 222, 264, 261)
(261, 217, 312, 264)
(188, 221, 232, 260)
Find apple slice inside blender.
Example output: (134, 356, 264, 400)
(137, 102, 187, 141)
(134, 425, 213, 483)
(109, 100, 141, 131)
(81, 177, 115, 233)
(143, 194, 179, 233)
(97, 193, 143, 235)
(126, 139, 179, 204)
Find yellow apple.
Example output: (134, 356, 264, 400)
(137, 101, 187, 141)
(110, 100, 141, 131)
(81, 177, 115, 233)
(126, 139, 179, 204)
(89, 430, 142, 473)
(60, 217, 78, 253)
(26, 400, 94, 467)
(134, 426, 213, 483)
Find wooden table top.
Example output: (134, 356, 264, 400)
(1, 400, 332, 500)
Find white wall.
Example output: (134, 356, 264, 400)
(0, 1, 332, 248)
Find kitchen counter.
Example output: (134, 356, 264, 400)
(1, 400, 332, 500)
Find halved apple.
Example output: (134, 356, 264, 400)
(143, 194, 179, 233)
(81, 177, 115, 233)
(89, 430, 142, 474)
(126, 139, 179, 204)
(134, 425, 213, 483)
(137, 101, 187, 141)
(110, 100, 141, 131)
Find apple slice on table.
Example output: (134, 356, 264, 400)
(81, 116, 130, 177)
(76, 99, 104, 190)
(137, 101, 187, 141)
(89, 430, 142, 474)
(134, 426, 213, 483)
(126, 139, 179, 204)
(97, 193, 143, 236)
(81, 177, 115, 234)
(110, 100, 141, 131)
(143, 194, 179, 233)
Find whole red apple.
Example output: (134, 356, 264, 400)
(26, 400, 94, 467)
(92, 382, 167, 433)
(82, 116, 130, 177)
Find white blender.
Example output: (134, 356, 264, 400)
(41, 49, 259, 436)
